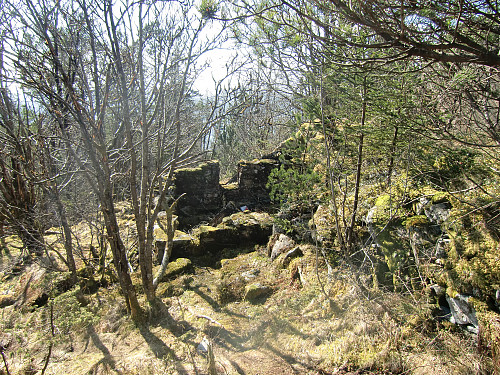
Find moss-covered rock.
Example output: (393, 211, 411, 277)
(403, 215, 430, 229)
(156, 275, 193, 298)
(244, 283, 272, 303)
(190, 225, 237, 254)
(311, 205, 336, 245)
(154, 227, 193, 262)
(189, 212, 273, 255)
(221, 211, 273, 244)
(0, 294, 15, 308)
(159, 258, 193, 281)
(431, 191, 450, 204)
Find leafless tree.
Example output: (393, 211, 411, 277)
(1, 0, 239, 318)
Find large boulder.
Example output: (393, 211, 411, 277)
(281, 246, 303, 268)
(310, 205, 335, 245)
(158, 258, 193, 282)
(220, 211, 273, 244)
(446, 294, 479, 333)
(267, 234, 295, 261)
(425, 202, 451, 225)
(153, 228, 193, 263)
(193, 225, 238, 253)
(244, 283, 272, 303)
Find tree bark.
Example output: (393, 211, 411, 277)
(386, 125, 399, 189)
(347, 132, 363, 252)
(101, 190, 142, 321)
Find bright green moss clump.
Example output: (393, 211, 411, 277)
(403, 215, 430, 229)
(433, 193, 500, 298)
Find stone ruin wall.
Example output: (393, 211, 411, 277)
(173, 158, 278, 228)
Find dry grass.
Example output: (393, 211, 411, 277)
(0, 232, 495, 374)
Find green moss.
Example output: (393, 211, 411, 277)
(476, 309, 500, 361)
(163, 258, 193, 279)
(371, 223, 413, 290)
(371, 194, 405, 223)
(311, 205, 336, 245)
(240, 159, 277, 166)
(51, 288, 99, 335)
(222, 182, 238, 190)
(403, 215, 430, 229)
(441, 225, 500, 295)
(244, 283, 271, 302)
(221, 212, 273, 228)
(156, 281, 186, 298)
(431, 191, 449, 204)
(375, 194, 391, 207)
(175, 160, 218, 174)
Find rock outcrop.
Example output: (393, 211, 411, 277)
(153, 211, 274, 260)
(267, 233, 295, 261)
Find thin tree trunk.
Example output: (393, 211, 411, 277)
(346, 76, 367, 253)
(319, 65, 346, 253)
(53, 188, 77, 285)
(101, 193, 142, 321)
(41, 140, 77, 280)
(149, 20, 204, 292)
(386, 125, 399, 189)
(0, 220, 7, 255)
(153, 199, 179, 287)
(137, 3, 154, 302)
(347, 133, 364, 251)
(40, 303, 54, 375)
(0, 349, 10, 375)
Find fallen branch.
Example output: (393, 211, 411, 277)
(0, 349, 10, 375)
(195, 314, 223, 327)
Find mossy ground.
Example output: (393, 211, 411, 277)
(0, 241, 493, 374)
(0, 197, 496, 375)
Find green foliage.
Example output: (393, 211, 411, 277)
(198, 0, 218, 19)
(432, 149, 477, 180)
(49, 288, 98, 336)
(431, 191, 449, 204)
(269, 124, 325, 196)
(268, 165, 321, 205)
(435, 192, 500, 297)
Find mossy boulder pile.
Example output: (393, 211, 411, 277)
(153, 211, 273, 258)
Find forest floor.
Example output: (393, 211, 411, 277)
(0, 219, 492, 375)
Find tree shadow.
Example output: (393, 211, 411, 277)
(140, 299, 194, 374)
(220, 307, 249, 319)
(150, 299, 195, 338)
(138, 324, 193, 375)
(190, 285, 220, 310)
(264, 342, 321, 374)
(204, 324, 246, 352)
(228, 360, 246, 375)
(138, 324, 175, 360)
(85, 325, 121, 374)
